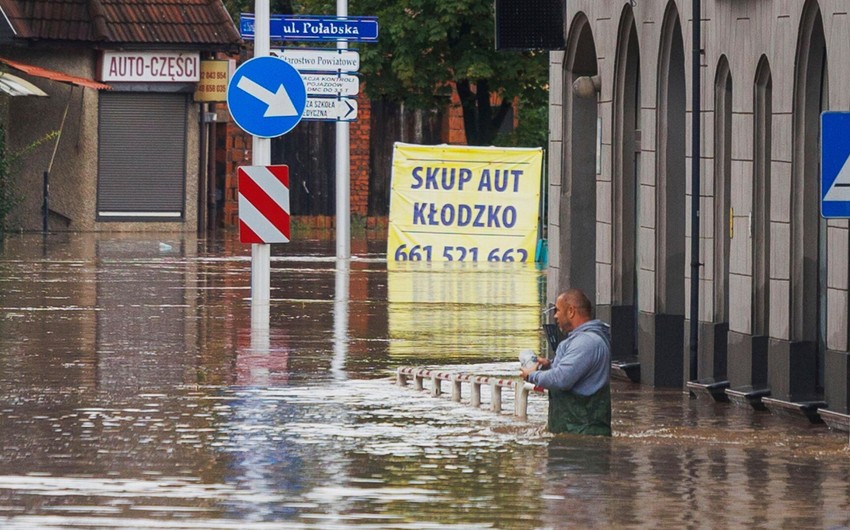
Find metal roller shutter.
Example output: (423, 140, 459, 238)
(97, 92, 187, 219)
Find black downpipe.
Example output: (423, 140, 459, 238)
(198, 102, 208, 236)
(689, 0, 701, 381)
(42, 171, 49, 233)
(208, 103, 218, 232)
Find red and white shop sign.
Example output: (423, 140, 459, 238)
(100, 51, 200, 82)
(238, 165, 291, 244)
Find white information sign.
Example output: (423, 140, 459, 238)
(302, 97, 358, 121)
(271, 49, 360, 73)
(301, 73, 359, 96)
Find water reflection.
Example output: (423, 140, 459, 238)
(332, 259, 350, 382)
(386, 260, 546, 362)
(0, 232, 849, 529)
(96, 238, 196, 395)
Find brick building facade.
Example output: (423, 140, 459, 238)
(220, 85, 469, 229)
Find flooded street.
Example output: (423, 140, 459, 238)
(1, 232, 849, 529)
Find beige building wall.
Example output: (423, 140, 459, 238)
(5, 49, 200, 233)
(551, 0, 850, 409)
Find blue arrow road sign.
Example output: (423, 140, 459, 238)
(240, 14, 378, 42)
(227, 56, 306, 138)
(821, 111, 850, 218)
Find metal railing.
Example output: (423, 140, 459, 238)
(396, 366, 543, 420)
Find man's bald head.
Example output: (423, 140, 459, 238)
(554, 289, 593, 332)
(559, 289, 592, 318)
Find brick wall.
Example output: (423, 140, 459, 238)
(442, 86, 517, 145)
(220, 92, 372, 228)
(221, 82, 477, 228)
(350, 92, 371, 217)
(444, 87, 467, 144)
(220, 104, 252, 228)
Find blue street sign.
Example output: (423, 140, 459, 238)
(227, 56, 306, 138)
(821, 111, 850, 218)
(240, 14, 379, 42)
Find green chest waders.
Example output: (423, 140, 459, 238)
(547, 384, 612, 436)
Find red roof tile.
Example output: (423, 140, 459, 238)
(0, 0, 242, 48)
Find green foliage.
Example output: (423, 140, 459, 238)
(493, 94, 549, 149)
(344, 0, 548, 106)
(228, 0, 550, 146)
(0, 125, 13, 233)
(222, 0, 294, 20)
(342, 0, 549, 145)
(0, 125, 58, 233)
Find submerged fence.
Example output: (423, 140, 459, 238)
(396, 366, 544, 420)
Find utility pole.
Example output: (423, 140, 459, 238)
(335, 0, 351, 260)
(252, 0, 272, 328)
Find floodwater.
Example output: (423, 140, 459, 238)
(0, 231, 849, 529)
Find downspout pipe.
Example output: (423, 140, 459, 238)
(688, 0, 701, 382)
(198, 101, 208, 236)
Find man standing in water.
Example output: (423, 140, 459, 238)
(520, 289, 612, 436)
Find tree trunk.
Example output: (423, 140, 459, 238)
(457, 79, 514, 145)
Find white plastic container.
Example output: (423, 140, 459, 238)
(519, 349, 538, 369)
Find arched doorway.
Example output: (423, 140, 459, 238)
(554, 14, 598, 302)
(639, 1, 686, 387)
(706, 56, 732, 380)
(610, 4, 641, 368)
(772, 0, 827, 401)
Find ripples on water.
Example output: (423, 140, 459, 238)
(0, 233, 849, 529)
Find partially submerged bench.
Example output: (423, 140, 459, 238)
(817, 408, 850, 432)
(725, 385, 771, 411)
(611, 358, 641, 383)
(686, 378, 730, 402)
(762, 396, 827, 424)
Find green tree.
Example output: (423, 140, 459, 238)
(228, 0, 549, 147)
(222, 0, 293, 20)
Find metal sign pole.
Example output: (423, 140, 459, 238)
(332, 258, 350, 381)
(336, 0, 351, 259)
(252, 0, 272, 326)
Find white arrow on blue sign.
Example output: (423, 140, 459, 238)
(227, 56, 306, 138)
(821, 111, 850, 218)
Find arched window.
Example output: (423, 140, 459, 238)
(752, 56, 772, 337)
(611, 3, 641, 360)
(559, 13, 598, 299)
(713, 57, 732, 323)
(655, 2, 686, 316)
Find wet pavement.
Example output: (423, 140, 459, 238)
(0, 231, 849, 529)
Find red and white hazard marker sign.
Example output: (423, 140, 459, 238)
(238, 165, 290, 244)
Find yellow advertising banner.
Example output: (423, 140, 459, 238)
(387, 143, 543, 262)
(193, 59, 230, 102)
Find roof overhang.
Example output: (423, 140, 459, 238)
(0, 56, 111, 90)
(0, 70, 46, 96)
